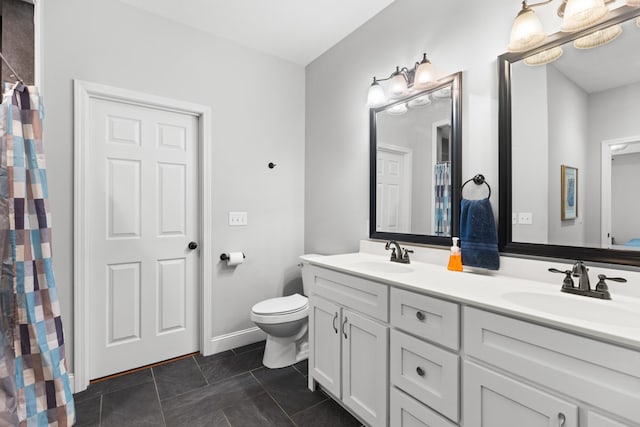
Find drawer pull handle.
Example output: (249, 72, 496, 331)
(558, 413, 566, 426)
(416, 366, 426, 377)
(416, 311, 426, 321)
(342, 317, 348, 339)
(332, 312, 338, 334)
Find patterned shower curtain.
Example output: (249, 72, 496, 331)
(434, 161, 451, 236)
(0, 83, 75, 426)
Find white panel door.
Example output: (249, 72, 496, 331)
(377, 146, 412, 233)
(87, 98, 199, 379)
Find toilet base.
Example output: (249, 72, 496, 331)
(262, 330, 308, 369)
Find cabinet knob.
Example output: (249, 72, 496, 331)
(558, 413, 566, 426)
(416, 366, 426, 377)
(416, 311, 426, 321)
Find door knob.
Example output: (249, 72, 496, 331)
(188, 241, 198, 250)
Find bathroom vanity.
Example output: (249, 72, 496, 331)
(302, 250, 640, 427)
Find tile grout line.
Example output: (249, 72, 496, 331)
(192, 355, 210, 386)
(98, 395, 103, 427)
(249, 370, 301, 427)
(150, 367, 168, 427)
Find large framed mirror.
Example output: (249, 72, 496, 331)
(370, 71, 462, 246)
(498, 6, 640, 266)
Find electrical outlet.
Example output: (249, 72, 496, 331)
(518, 212, 533, 225)
(229, 211, 248, 226)
(512, 213, 518, 225)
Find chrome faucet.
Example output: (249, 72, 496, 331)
(385, 241, 412, 264)
(549, 260, 627, 300)
(572, 261, 590, 291)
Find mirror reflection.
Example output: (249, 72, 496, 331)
(509, 14, 640, 252)
(370, 72, 461, 245)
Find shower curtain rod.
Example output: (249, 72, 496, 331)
(0, 51, 24, 83)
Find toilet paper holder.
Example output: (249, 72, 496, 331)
(220, 252, 246, 261)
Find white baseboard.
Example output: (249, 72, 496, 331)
(202, 327, 266, 357)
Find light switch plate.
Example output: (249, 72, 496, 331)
(229, 211, 248, 226)
(512, 213, 518, 225)
(518, 212, 533, 225)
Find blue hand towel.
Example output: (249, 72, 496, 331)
(460, 198, 500, 270)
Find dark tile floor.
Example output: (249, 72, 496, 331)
(74, 341, 364, 427)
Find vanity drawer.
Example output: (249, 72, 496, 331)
(391, 287, 459, 350)
(390, 329, 459, 422)
(308, 265, 388, 322)
(464, 307, 640, 424)
(390, 387, 457, 427)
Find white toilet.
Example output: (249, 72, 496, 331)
(250, 256, 317, 369)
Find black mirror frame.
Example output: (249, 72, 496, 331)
(369, 71, 462, 246)
(498, 6, 640, 267)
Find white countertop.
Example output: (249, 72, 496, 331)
(302, 252, 640, 351)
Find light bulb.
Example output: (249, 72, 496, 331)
(573, 24, 621, 49)
(413, 54, 436, 90)
(561, 0, 609, 32)
(508, 2, 547, 52)
(367, 77, 386, 107)
(389, 67, 408, 99)
(387, 103, 407, 115)
(524, 46, 563, 66)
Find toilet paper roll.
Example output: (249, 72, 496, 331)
(226, 252, 245, 266)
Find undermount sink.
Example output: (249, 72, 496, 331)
(502, 291, 640, 327)
(350, 261, 413, 274)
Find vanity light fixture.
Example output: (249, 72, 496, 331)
(386, 103, 408, 115)
(573, 23, 622, 49)
(524, 46, 564, 65)
(561, 0, 609, 32)
(366, 53, 437, 107)
(508, 0, 617, 59)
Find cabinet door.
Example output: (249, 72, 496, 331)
(342, 308, 389, 427)
(309, 296, 341, 397)
(463, 361, 578, 427)
(390, 387, 457, 427)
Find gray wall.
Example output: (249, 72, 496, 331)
(305, 0, 516, 255)
(41, 0, 305, 369)
(587, 81, 640, 245)
(547, 65, 588, 246)
(511, 61, 549, 244)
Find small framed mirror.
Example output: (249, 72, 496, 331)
(370, 71, 462, 245)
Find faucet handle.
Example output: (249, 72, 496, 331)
(402, 248, 413, 259)
(548, 268, 574, 289)
(595, 274, 627, 291)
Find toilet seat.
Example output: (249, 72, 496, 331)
(251, 294, 308, 324)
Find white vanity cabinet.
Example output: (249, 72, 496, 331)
(307, 266, 389, 427)
(305, 257, 640, 427)
(462, 307, 640, 427)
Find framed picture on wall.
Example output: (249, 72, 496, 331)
(561, 165, 578, 220)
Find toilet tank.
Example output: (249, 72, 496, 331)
(299, 254, 323, 296)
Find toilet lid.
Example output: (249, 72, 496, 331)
(252, 294, 308, 316)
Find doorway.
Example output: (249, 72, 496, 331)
(74, 81, 213, 392)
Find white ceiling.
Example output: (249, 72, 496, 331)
(119, 0, 396, 66)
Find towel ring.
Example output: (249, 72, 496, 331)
(461, 174, 491, 199)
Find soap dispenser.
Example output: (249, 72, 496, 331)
(447, 237, 463, 272)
